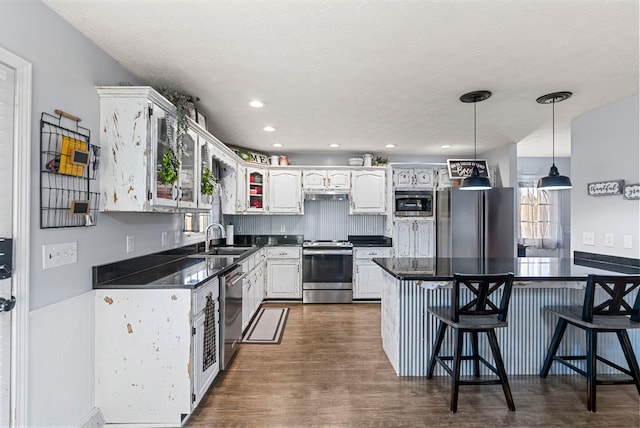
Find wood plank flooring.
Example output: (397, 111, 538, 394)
(186, 303, 640, 427)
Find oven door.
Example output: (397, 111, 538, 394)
(302, 249, 353, 284)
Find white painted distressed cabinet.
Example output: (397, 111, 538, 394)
(353, 247, 392, 299)
(95, 277, 220, 425)
(303, 169, 351, 190)
(350, 169, 386, 214)
(268, 169, 303, 214)
(393, 167, 434, 189)
(393, 219, 435, 257)
(266, 247, 302, 299)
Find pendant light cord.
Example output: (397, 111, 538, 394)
(551, 98, 555, 165)
(474, 101, 477, 160)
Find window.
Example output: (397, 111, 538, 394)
(519, 183, 561, 249)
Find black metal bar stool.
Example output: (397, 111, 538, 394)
(540, 274, 640, 411)
(426, 273, 515, 412)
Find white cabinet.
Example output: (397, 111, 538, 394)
(436, 167, 454, 189)
(353, 247, 392, 299)
(220, 162, 248, 215)
(97, 86, 203, 212)
(303, 169, 351, 190)
(393, 219, 434, 258)
(242, 249, 267, 330)
(268, 169, 303, 214)
(95, 277, 220, 425)
(266, 247, 302, 299)
(247, 167, 267, 212)
(350, 169, 386, 214)
(393, 167, 435, 189)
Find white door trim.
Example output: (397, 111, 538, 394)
(0, 45, 32, 428)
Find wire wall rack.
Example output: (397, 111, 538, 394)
(40, 110, 101, 229)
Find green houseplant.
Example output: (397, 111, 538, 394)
(201, 167, 218, 196)
(156, 87, 198, 185)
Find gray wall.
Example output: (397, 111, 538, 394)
(1, 1, 188, 310)
(571, 94, 640, 258)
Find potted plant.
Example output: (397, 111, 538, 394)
(201, 167, 218, 196)
(373, 156, 388, 166)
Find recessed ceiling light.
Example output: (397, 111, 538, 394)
(272, 143, 283, 148)
(385, 144, 395, 148)
(329, 143, 340, 148)
(441, 145, 451, 149)
(249, 100, 265, 108)
(263, 126, 276, 132)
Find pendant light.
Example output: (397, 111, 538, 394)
(459, 90, 492, 191)
(537, 91, 572, 190)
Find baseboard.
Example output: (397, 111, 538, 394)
(77, 407, 105, 428)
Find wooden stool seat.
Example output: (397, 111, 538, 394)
(540, 274, 640, 412)
(426, 273, 515, 413)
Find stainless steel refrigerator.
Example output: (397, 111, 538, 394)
(436, 187, 515, 258)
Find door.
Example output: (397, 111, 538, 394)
(0, 47, 31, 428)
(0, 58, 15, 428)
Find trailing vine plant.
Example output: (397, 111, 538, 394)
(156, 87, 199, 185)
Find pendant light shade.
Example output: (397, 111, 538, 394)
(537, 91, 572, 190)
(459, 90, 492, 191)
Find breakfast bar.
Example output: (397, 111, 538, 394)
(373, 257, 640, 377)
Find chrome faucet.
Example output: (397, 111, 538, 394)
(204, 223, 226, 252)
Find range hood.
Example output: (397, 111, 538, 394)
(304, 191, 350, 201)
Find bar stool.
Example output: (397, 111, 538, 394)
(540, 274, 640, 411)
(426, 273, 515, 412)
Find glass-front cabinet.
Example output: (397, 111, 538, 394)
(177, 128, 197, 209)
(247, 167, 266, 212)
(150, 105, 180, 209)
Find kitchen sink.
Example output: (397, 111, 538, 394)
(188, 246, 255, 259)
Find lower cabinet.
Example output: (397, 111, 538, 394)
(353, 247, 392, 299)
(393, 219, 435, 258)
(266, 246, 302, 299)
(242, 249, 266, 331)
(95, 277, 220, 426)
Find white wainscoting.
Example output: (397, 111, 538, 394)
(29, 291, 96, 427)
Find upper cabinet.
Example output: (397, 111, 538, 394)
(350, 169, 386, 214)
(303, 170, 350, 190)
(268, 169, 303, 214)
(98, 86, 239, 213)
(247, 167, 267, 212)
(393, 167, 434, 189)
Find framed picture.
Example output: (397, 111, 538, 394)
(196, 110, 207, 129)
(623, 183, 640, 200)
(587, 180, 624, 196)
(447, 159, 489, 179)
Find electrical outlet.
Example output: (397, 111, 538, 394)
(42, 241, 78, 269)
(280, 225, 286, 233)
(624, 235, 633, 249)
(582, 232, 595, 246)
(604, 233, 614, 247)
(174, 231, 180, 244)
(161, 232, 168, 246)
(126, 236, 135, 253)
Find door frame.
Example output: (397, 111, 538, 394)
(0, 45, 32, 428)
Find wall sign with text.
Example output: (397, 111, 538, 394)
(623, 183, 640, 200)
(587, 180, 624, 196)
(447, 159, 489, 179)
(228, 146, 270, 165)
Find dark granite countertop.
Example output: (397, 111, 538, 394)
(373, 257, 640, 281)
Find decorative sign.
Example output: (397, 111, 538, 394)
(228, 146, 270, 165)
(447, 159, 489, 179)
(587, 180, 624, 196)
(623, 183, 640, 200)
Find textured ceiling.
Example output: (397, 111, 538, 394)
(43, 0, 639, 158)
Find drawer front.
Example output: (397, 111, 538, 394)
(354, 247, 392, 259)
(267, 247, 301, 259)
(194, 278, 219, 314)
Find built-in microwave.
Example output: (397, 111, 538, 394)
(394, 190, 433, 217)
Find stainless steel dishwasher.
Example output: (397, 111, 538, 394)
(219, 265, 244, 369)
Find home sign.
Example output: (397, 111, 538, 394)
(587, 180, 624, 196)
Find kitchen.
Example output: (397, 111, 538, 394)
(0, 1, 639, 427)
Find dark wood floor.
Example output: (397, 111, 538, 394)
(186, 303, 640, 427)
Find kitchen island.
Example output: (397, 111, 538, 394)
(373, 256, 640, 376)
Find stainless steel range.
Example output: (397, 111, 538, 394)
(302, 240, 353, 303)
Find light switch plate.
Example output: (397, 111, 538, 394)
(42, 241, 77, 269)
(174, 231, 180, 245)
(161, 232, 168, 246)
